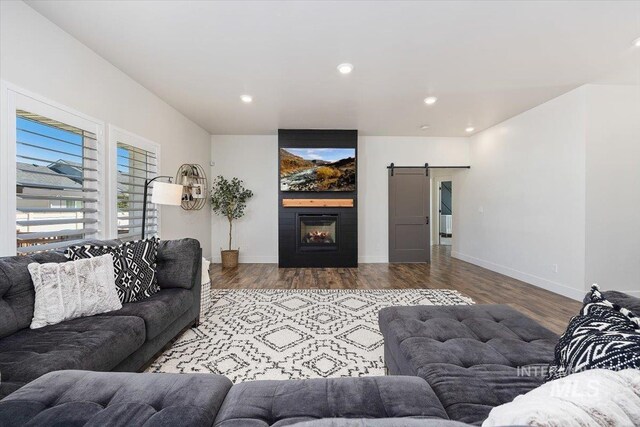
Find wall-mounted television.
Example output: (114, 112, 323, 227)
(280, 148, 356, 192)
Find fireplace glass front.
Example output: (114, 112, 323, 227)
(299, 214, 338, 251)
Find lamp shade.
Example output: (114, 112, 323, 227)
(151, 181, 183, 206)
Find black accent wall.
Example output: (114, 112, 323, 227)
(278, 129, 358, 268)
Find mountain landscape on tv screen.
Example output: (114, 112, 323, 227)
(280, 148, 356, 191)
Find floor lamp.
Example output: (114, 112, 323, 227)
(142, 176, 183, 239)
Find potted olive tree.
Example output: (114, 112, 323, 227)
(211, 176, 253, 268)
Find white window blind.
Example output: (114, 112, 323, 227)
(16, 110, 100, 254)
(116, 142, 158, 241)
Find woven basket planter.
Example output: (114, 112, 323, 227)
(221, 250, 239, 268)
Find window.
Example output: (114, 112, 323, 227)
(111, 128, 160, 241)
(15, 110, 101, 254)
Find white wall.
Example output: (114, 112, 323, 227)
(358, 137, 470, 262)
(210, 135, 279, 263)
(585, 85, 640, 296)
(211, 135, 470, 263)
(0, 1, 213, 258)
(453, 87, 588, 300)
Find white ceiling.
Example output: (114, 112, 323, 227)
(27, 0, 640, 136)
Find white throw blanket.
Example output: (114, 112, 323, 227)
(483, 369, 640, 427)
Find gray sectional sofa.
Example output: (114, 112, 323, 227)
(379, 304, 557, 425)
(378, 290, 640, 425)
(1, 239, 638, 426)
(0, 370, 471, 426)
(0, 238, 202, 398)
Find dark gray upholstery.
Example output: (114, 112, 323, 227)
(2, 291, 637, 426)
(2, 239, 635, 427)
(157, 238, 202, 290)
(111, 238, 202, 373)
(0, 256, 35, 339)
(214, 376, 448, 427)
(0, 370, 232, 427)
(379, 304, 558, 425)
(0, 372, 465, 427)
(103, 288, 193, 340)
(291, 420, 472, 427)
(587, 290, 640, 313)
(0, 315, 145, 398)
(0, 238, 202, 399)
(112, 304, 199, 372)
(0, 252, 66, 339)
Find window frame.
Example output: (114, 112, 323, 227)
(107, 125, 162, 240)
(1, 81, 106, 256)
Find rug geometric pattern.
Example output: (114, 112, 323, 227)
(146, 289, 474, 382)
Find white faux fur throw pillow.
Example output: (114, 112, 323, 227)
(29, 253, 122, 329)
(483, 369, 640, 427)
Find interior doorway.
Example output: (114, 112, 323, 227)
(437, 179, 453, 246)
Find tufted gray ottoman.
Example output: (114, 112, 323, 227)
(379, 304, 558, 425)
(0, 370, 232, 427)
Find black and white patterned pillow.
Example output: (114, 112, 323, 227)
(66, 237, 160, 303)
(546, 285, 640, 381)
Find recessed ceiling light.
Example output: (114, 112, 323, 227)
(634, 37, 640, 47)
(240, 94, 253, 103)
(337, 63, 354, 74)
(465, 127, 475, 133)
(420, 125, 430, 130)
(424, 96, 438, 105)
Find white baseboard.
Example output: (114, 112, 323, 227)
(358, 255, 388, 263)
(451, 251, 585, 301)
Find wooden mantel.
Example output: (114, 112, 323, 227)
(282, 198, 354, 208)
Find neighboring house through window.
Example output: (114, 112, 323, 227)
(15, 109, 101, 254)
(0, 85, 163, 256)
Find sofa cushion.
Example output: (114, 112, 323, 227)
(418, 364, 547, 424)
(0, 256, 36, 339)
(156, 238, 201, 290)
(379, 305, 557, 424)
(0, 252, 67, 339)
(595, 290, 640, 314)
(29, 254, 122, 329)
(292, 420, 472, 427)
(103, 288, 193, 340)
(0, 370, 233, 427)
(0, 315, 145, 398)
(214, 376, 448, 427)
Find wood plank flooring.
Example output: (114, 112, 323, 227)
(210, 245, 581, 334)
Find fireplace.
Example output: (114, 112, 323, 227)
(278, 129, 357, 268)
(298, 214, 338, 251)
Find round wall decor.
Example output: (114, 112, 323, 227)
(175, 164, 208, 210)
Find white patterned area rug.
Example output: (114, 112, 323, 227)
(146, 289, 473, 382)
